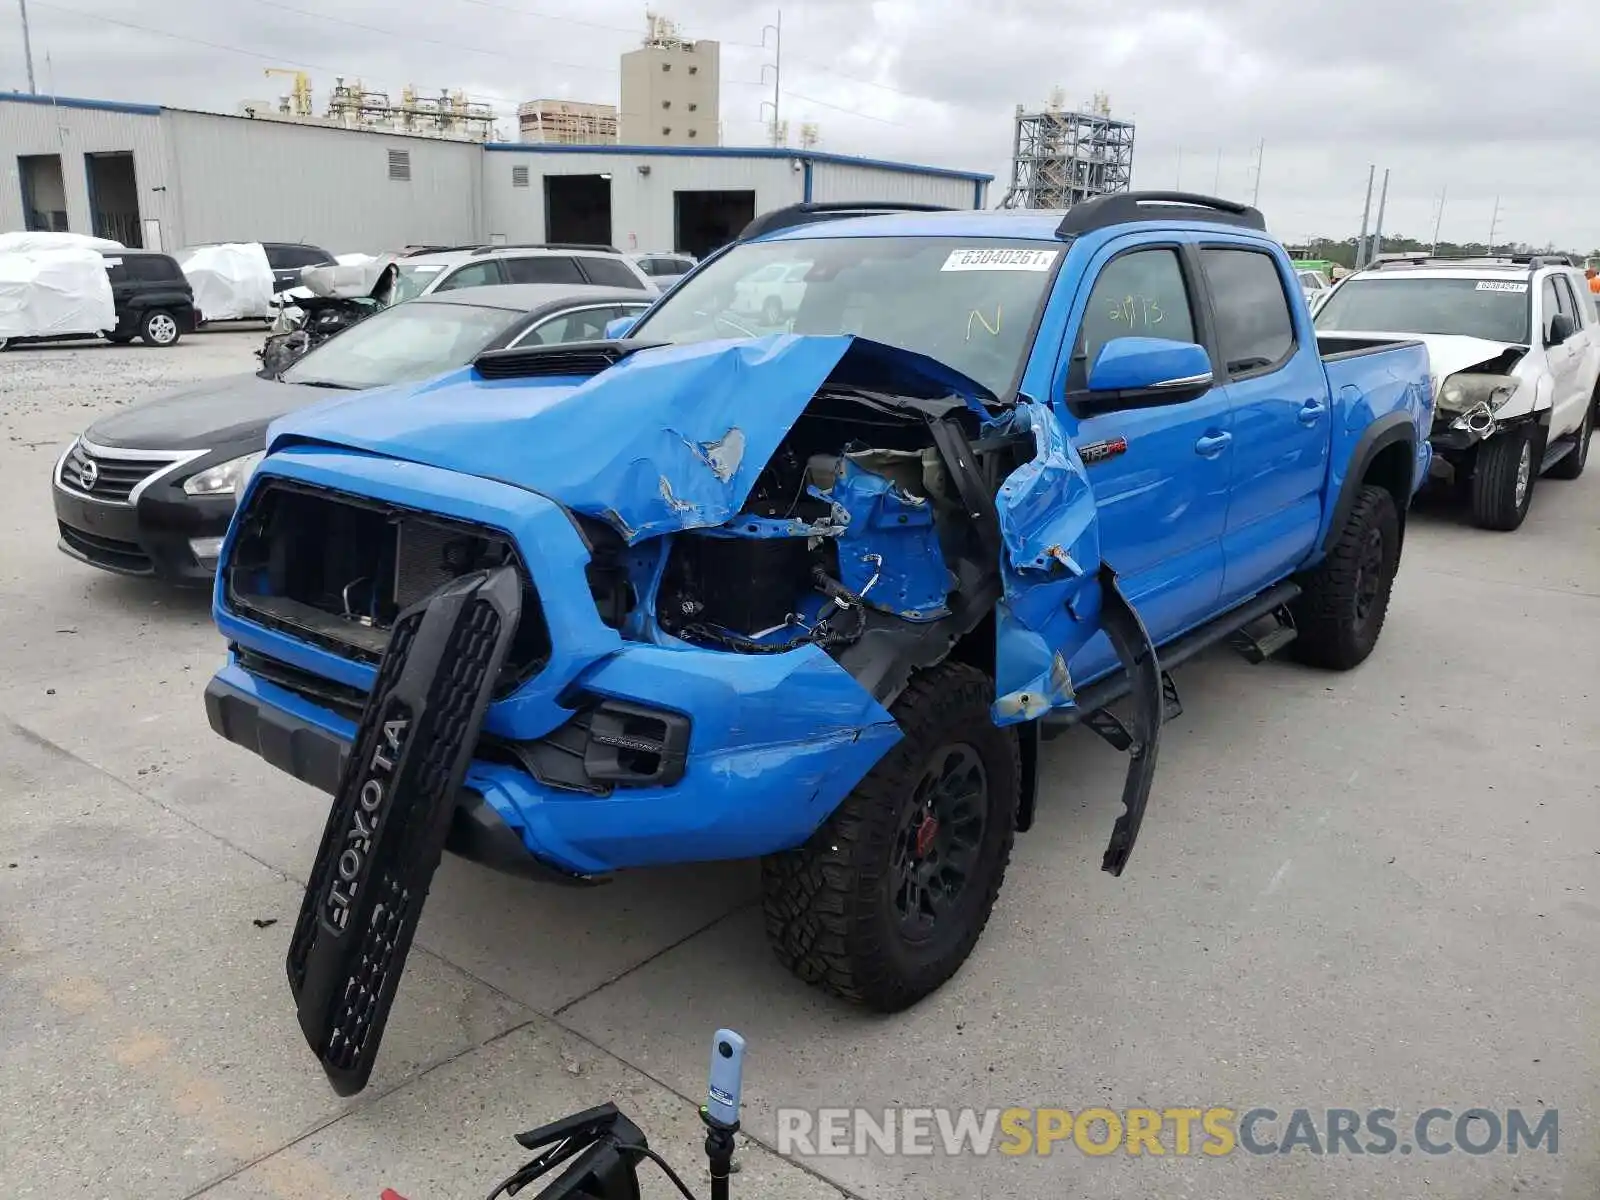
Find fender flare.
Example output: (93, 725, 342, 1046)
(1323, 410, 1415, 554)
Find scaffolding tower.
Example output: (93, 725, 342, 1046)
(1000, 90, 1135, 210)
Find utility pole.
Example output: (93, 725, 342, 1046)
(1488, 195, 1501, 253)
(1371, 168, 1390, 262)
(1430, 184, 1447, 255)
(19, 0, 36, 94)
(1214, 148, 1222, 194)
(1250, 139, 1265, 206)
(1356, 164, 1376, 267)
(761, 11, 782, 148)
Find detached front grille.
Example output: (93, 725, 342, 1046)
(60, 442, 178, 503)
(226, 479, 550, 695)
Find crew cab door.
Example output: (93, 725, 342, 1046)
(1544, 273, 1590, 438)
(1053, 236, 1233, 678)
(1199, 241, 1330, 603)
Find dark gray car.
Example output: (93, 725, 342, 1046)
(53, 284, 654, 583)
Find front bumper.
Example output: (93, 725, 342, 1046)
(53, 447, 239, 584)
(208, 447, 903, 877)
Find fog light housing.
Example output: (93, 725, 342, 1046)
(190, 535, 225, 567)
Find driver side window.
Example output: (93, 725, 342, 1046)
(1069, 248, 1197, 392)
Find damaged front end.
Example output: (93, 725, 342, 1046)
(1432, 371, 1521, 449)
(212, 332, 1146, 1091)
(1429, 345, 1527, 452)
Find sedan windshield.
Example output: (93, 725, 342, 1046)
(280, 301, 524, 390)
(630, 236, 1064, 398)
(1315, 277, 1532, 344)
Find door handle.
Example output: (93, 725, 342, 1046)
(1194, 431, 1233, 457)
(1299, 399, 1327, 425)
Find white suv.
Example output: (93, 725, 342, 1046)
(389, 244, 657, 303)
(1316, 255, 1599, 530)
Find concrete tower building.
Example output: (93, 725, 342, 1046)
(619, 12, 720, 147)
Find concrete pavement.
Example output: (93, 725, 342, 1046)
(2, 333, 1596, 1199)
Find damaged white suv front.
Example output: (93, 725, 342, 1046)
(1316, 256, 1599, 530)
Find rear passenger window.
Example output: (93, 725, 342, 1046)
(434, 261, 504, 292)
(503, 256, 584, 285)
(1201, 248, 1297, 373)
(1076, 247, 1196, 379)
(131, 256, 180, 282)
(1555, 276, 1584, 328)
(577, 256, 646, 289)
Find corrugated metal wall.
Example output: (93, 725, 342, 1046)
(809, 162, 985, 210)
(484, 151, 802, 251)
(0, 100, 180, 247)
(163, 111, 481, 253)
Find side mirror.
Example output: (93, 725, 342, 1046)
(1085, 337, 1214, 406)
(604, 316, 639, 340)
(1547, 312, 1576, 345)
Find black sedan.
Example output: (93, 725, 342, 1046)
(53, 284, 653, 584)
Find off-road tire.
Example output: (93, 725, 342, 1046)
(1471, 427, 1536, 530)
(1290, 484, 1400, 671)
(760, 662, 1018, 1012)
(1547, 402, 1593, 481)
(139, 309, 182, 348)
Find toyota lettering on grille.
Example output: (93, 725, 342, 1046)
(325, 710, 410, 930)
(76, 456, 99, 491)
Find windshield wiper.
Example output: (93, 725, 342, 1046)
(284, 379, 356, 389)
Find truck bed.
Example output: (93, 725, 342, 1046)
(1317, 333, 1424, 362)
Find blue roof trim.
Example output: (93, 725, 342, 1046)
(483, 142, 993, 183)
(0, 91, 162, 117)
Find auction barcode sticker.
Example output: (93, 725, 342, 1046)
(942, 248, 1060, 272)
(1475, 280, 1529, 293)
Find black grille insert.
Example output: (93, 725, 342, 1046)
(226, 479, 550, 694)
(58, 522, 153, 573)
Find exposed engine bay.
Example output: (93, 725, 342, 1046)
(582, 384, 1033, 702)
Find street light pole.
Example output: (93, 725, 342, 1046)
(19, 0, 37, 94)
(761, 11, 782, 147)
(1430, 184, 1447, 255)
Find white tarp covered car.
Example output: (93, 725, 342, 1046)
(0, 231, 124, 254)
(0, 245, 117, 350)
(177, 243, 275, 322)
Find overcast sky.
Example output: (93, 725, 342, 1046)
(7, 0, 1598, 249)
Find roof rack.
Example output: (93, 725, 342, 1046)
(470, 242, 622, 255)
(1055, 191, 1266, 238)
(738, 201, 956, 241)
(1366, 252, 1575, 271)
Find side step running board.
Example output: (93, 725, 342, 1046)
(1540, 438, 1577, 474)
(287, 565, 522, 1096)
(1043, 580, 1302, 744)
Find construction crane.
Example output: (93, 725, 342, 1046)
(264, 68, 313, 117)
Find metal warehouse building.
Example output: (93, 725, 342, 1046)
(1, 92, 991, 259)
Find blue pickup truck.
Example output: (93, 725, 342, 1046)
(204, 192, 1432, 1093)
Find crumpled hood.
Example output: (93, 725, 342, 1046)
(267, 333, 992, 542)
(1411, 335, 1527, 385)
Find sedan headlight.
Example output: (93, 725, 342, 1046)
(183, 451, 264, 497)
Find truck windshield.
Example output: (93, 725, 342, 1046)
(1315, 277, 1532, 344)
(279, 300, 524, 390)
(630, 236, 1064, 398)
